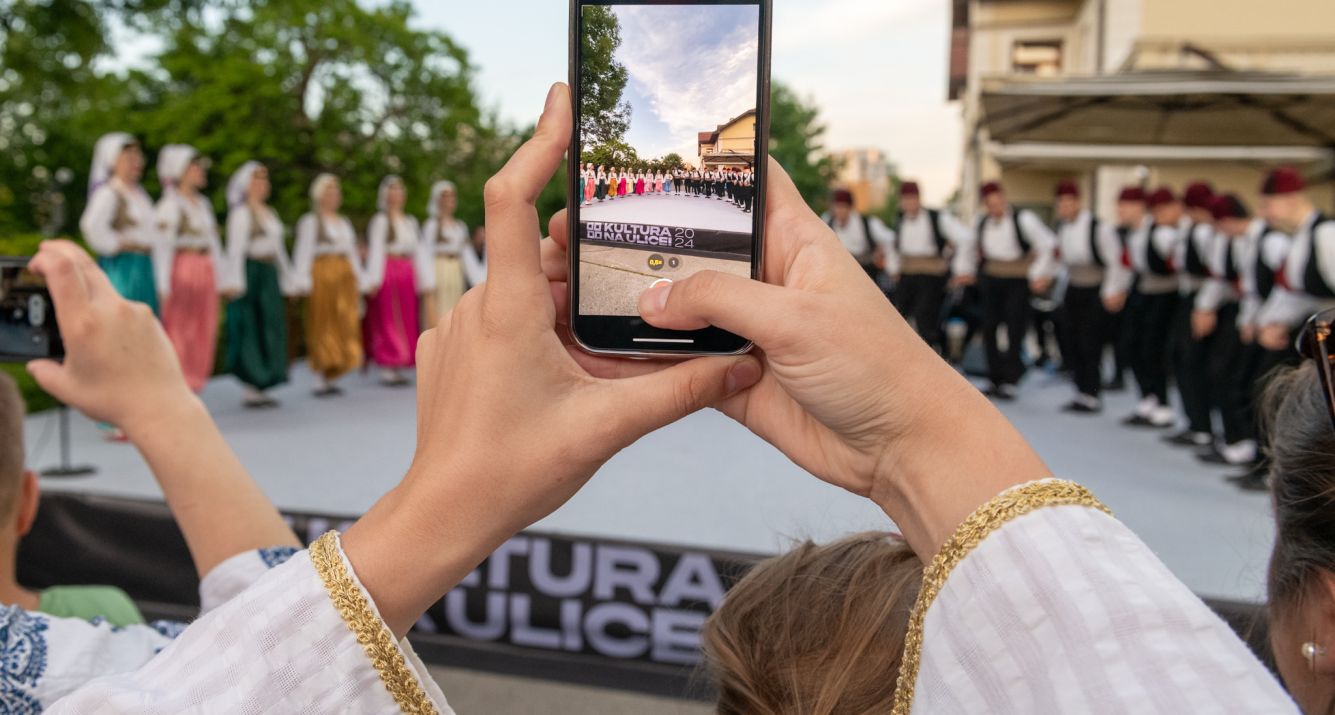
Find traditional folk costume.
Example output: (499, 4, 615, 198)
(421, 181, 469, 328)
(152, 145, 225, 393)
(224, 162, 292, 405)
(887, 183, 975, 356)
(80, 133, 160, 314)
(52, 485, 1298, 714)
(11, 546, 297, 710)
(462, 235, 488, 289)
(1165, 183, 1219, 448)
(1124, 188, 1183, 428)
(1051, 182, 1131, 412)
(964, 183, 1059, 398)
(293, 177, 366, 391)
(595, 169, 608, 202)
(618, 173, 628, 198)
(363, 177, 433, 379)
(583, 166, 596, 205)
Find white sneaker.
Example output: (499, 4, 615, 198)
(1148, 406, 1177, 427)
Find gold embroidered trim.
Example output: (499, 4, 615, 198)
(889, 480, 1112, 715)
(310, 531, 439, 715)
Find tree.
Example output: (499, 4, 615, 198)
(768, 83, 840, 215)
(578, 6, 631, 150)
(581, 138, 639, 170)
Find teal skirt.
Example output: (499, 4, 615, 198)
(99, 253, 159, 315)
(226, 260, 289, 391)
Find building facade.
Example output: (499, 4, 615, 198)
(952, 0, 1335, 220)
(698, 110, 757, 171)
(834, 148, 897, 215)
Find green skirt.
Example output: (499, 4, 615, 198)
(226, 260, 289, 391)
(99, 253, 159, 315)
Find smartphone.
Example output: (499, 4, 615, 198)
(0, 257, 62, 363)
(568, 0, 772, 356)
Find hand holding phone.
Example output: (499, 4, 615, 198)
(568, 0, 772, 356)
(0, 256, 64, 363)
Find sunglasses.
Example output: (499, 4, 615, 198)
(1297, 307, 1335, 431)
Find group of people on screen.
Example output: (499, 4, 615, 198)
(579, 163, 757, 213)
(78, 133, 489, 414)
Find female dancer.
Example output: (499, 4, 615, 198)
(635, 172, 645, 196)
(421, 180, 468, 328)
(664, 170, 674, 195)
(224, 161, 292, 408)
(618, 168, 629, 199)
(153, 144, 224, 394)
(363, 176, 430, 387)
(293, 174, 365, 397)
(80, 133, 159, 314)
(595, 166, 608, 202)
(583, 163, 596, 206)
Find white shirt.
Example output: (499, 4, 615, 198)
(1259, 211, 1334, 328)
(423, 217, 469, 259)
(970, 209, 1058, 281)
(887, 209, 976, 277)
(225, 204, 294, 295)
(80, 180, 160, 257)
(291, 213, 367, 295)
(1055, 210, 1130, 298)
(1241, 224, 1291, 329)
(1176, 221, 1217, 294)
(1129, 221, 1181, 276)
(824, 212, 894, 257)
(365, 212, 434, 293)
(462, 243, 488, 288)
(153, 192, 226, 298)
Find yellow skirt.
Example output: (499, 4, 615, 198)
(307, 255, 363, 380)
(423, 255, 467, 328)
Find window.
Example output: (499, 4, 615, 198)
(1012, 40, 1063, 76)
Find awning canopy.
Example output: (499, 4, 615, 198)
(980, 71, 1335, 148)
(989, 142, 1335, 169)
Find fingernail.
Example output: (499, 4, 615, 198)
(645, 281, 672, 313)
(725, 359, 761, 394)
(543, 84, 561, 116)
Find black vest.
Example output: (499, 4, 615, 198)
(1223, 238, 1240, 286)
(827, 214, 874, 255)
(1183, 223, 1210, 279)
(1145, 225, 1176, 276)
(1303, 213, 1335, 299)
(1255, 223, 1278, 300)
(975, 212, 1030, 262)
(894, 209, 947, 255)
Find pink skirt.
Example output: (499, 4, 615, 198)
(364, 256, 419, 368)
(162, 252, 219, 393)
(584, 179, 596, 201)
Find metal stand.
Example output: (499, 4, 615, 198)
(40, 406, 96, 478)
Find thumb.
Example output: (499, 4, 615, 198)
(27, 360, 74, 405)
(606, 355, 762, 438)
(638, 271, 797, 347)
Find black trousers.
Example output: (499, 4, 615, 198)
(1205, 304, 1252, 445)
(980, 275, 1031, 387)
(1129, 290, 1178, 404)
(894, 273, 949, 354)
(1172, 291, 1213, 434)
(1113, 286, 1141, 384)
(1063, 285, 1107, 398)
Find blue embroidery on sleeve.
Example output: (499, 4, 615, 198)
(258, 545, 300, 569)
(149, 620, 188, 640)
(0, 606, 49, 713)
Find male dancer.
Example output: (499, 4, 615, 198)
(885, 181, 974, 355)
(1122, 187, 1184, 428)
(1164, 182, 1217, 448)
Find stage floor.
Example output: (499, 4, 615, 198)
(29, 361, 1275, 603)
(579, 193, 752, 233)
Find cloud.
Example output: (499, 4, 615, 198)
(612, 6, 760, 161)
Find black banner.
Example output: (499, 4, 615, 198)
(20, 492, 759, 669)
(579, 220, 751, 260)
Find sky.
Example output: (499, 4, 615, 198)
(414, 0, 963, 204)
(603, 4, 760, 163)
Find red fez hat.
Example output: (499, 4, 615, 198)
(980, 181, 1003, 199)
(1210, 194, 1249, 221)
(1146, 187, 1177, 209)
(900, 181, 920, 197)
(832, 188, 854, 205)
(1054, 180, 1080, 199)
(1118, 186, 1146, 203)
(1262, 167, 1305, 196)
(1183, 182, 1215, 210)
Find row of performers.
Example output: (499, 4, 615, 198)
(578, 164, 756, 210)
(78, 133, 488, 409)
(826, 170, 1335, 490)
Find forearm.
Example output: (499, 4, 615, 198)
(123, 397, 299, 578)
(870, 361, 1052, 559)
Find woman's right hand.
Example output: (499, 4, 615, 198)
(638, 160, 1050, 556)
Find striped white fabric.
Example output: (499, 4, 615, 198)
(912, 505, 1297, 714)
(49, 546, 453, 714)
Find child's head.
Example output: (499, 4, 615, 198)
(0, 374, 37, 539)
(702, 532, 922, 715)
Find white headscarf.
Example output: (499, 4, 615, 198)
(227, 161, 263, 208)
(309, 173, 339, 209)
(377, 175, 404, 213)
(427, 180, 456, 218)
(156, 144, 198, 195)
(89, 132, 136, 195)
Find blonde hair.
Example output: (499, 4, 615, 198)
(309, 173, 340, 208)
(702, 532, 922, 715)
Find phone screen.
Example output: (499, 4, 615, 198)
(0, 260, 62, 362)
(570, 0, 769, 355)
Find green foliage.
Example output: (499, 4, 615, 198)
(873, 175, 903, 227)
(768, 84, 840, 216)
(578, 6, 631, 150)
